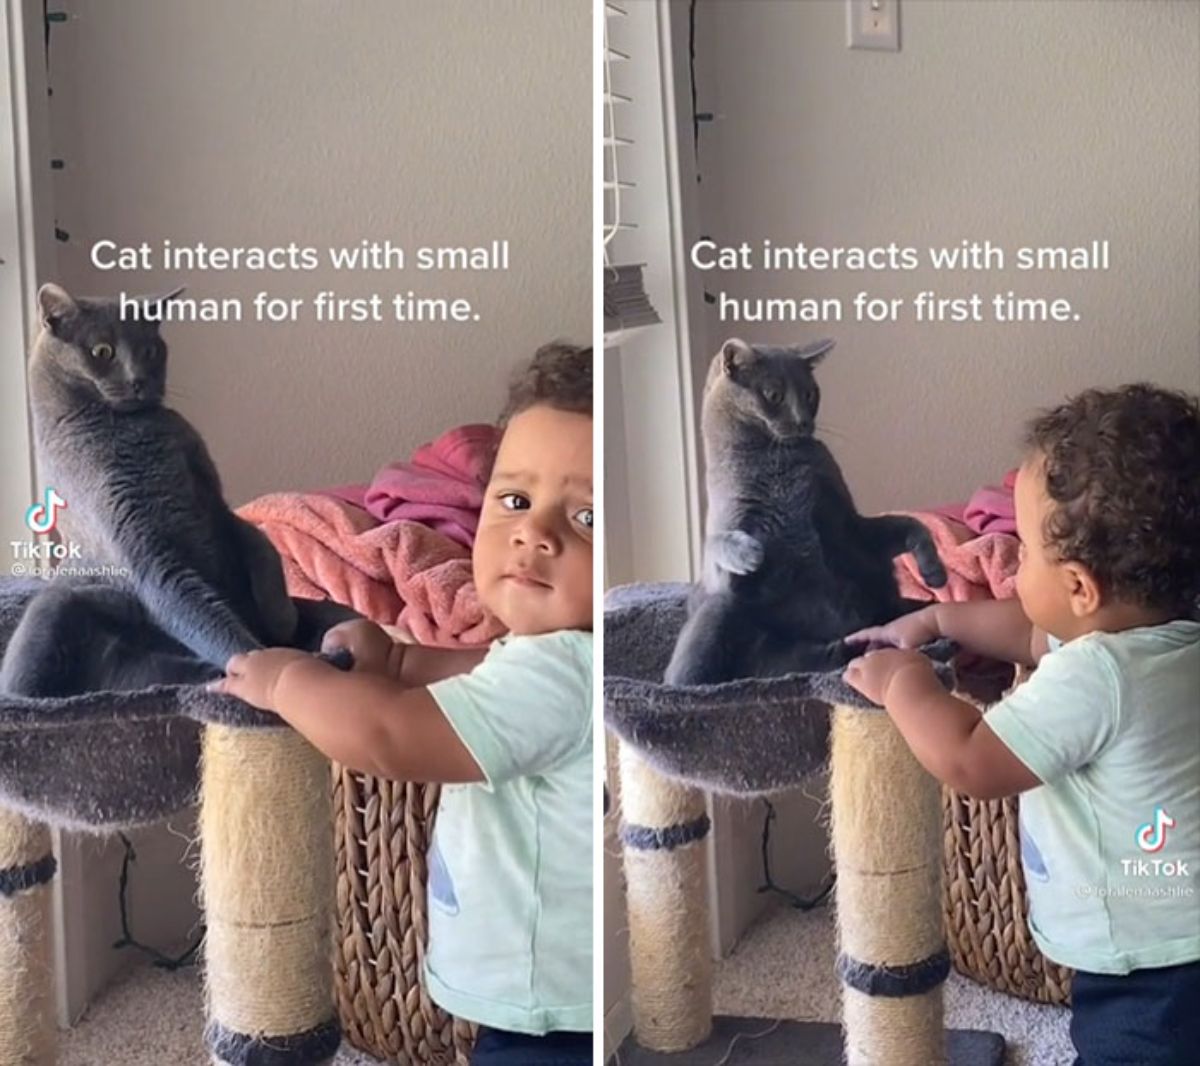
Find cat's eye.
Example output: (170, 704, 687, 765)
(90, 343, 114, 361)
(762, 386, 783, 406)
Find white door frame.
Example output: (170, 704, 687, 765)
(1, 0, 94, 1028)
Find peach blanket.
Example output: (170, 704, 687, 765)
(238, 492, 504, 647)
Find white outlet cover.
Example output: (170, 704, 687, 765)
(847, 0, 900, 52)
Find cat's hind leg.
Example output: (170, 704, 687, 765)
(664, 591, 761, 685)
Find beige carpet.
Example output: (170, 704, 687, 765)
(713, 902, 1075, 1066)
(60, 902, 1074, 1065)
(57, 964, 380, 1066)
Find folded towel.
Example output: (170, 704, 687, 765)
(319, 424, 501, 547)
(238, 491, 503, 647)
(963, 469, 1018, 536)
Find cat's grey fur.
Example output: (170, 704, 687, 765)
(9, 283, 307, 686)
(665, 338, 947, 685)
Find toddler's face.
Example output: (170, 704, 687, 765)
(472, 405, 593, 636)
(1014, 455, 1081, 639)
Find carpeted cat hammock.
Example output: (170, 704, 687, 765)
(0, 575, 345, 1066)
(605, 583, 1005, 1066)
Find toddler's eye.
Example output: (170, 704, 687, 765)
(90, 342, 114, 361)
(574, 507, 594, 530)
(499, 492, 530, 511)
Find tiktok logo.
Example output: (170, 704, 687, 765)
(25, 487, 67, 535)
(1136, 806, 1175, 854)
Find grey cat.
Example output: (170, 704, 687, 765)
(1, 283, 340, 694)
(664, 338, 947, 686)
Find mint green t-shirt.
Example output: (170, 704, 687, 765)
(423, 630, 593, 1034)
(985, 620, 1200, 975)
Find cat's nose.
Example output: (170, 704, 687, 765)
(130, 378, 146, 395)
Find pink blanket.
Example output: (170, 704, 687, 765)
(321, 424, 501, 548)
(962, 469, 1018, 536)
(892, 511, 1020, 603)
(237, 492, 504, 647)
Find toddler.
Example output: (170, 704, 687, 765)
(845, 383, 1199, 1066)
(211, 343, 594, 1065)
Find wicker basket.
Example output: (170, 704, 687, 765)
(942, 787, 1073, 1005)
(331, 768, 477, 1064)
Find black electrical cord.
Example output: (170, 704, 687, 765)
(757, 798, 836, 910)
(113, 832, 204, 971)
(688, 0, 700, 182)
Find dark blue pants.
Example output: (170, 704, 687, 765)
(470, 1027, 592, 1065)
(1071, 959, 1200, 1065)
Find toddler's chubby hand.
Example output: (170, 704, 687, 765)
(206, 648, 313, 711)
(320, 619, 396, 675)
(843, 647, 935, 706)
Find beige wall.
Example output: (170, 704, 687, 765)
(47, 0, 590, 504)
(693, 0, 1200, 513)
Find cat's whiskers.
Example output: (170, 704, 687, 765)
(815, 420, 852, 443)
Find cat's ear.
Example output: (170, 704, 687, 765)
(722, 338, 752, 377)
(141, 285, 186, 323)
(791, 338, 836, 367)
(37, 283, 76, 335)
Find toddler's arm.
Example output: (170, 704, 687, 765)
(843, 651, 1042, 799)
(321, 619, 488, 684)
(848, 599, 1048, 667)
(271, 656, 486, 783)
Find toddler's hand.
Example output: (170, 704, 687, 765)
(844, 605, 939, 651)
(206, 648, 312, 711)
(843, 647, 933, 706)
(320, 619, 395, 675)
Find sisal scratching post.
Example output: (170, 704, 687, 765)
(0, 808, 56, 1066)
(200, 725, 340, 1065)
(830, 704, 949, 1066)
(617, 742, 713, 1052)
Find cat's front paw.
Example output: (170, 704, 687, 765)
(919, 556, 948, 589)
(713, 530, 764, 575)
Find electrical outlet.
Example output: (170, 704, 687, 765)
(847, 0, 900, 52)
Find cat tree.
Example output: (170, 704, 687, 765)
(0, 576, 341, 1065)
(605, 583, 1005, 1066)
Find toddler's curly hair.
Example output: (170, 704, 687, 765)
(501, 342, 592, 423)
(1025, 383, 1200, 617)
